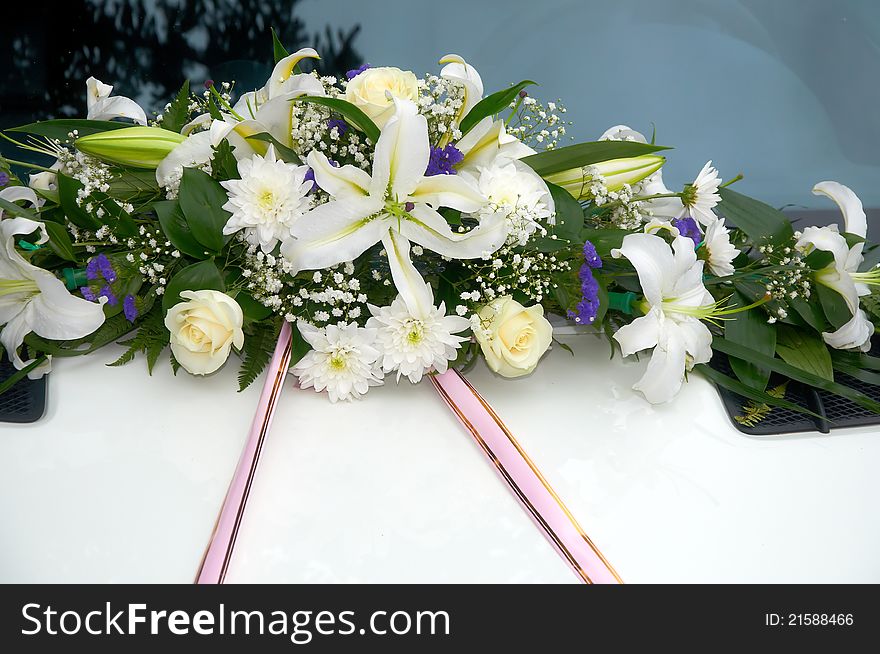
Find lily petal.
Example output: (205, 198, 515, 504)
(613, 309, 662, 357)
(632, 320, 689, 404)
(822, 309, 874, 352)
(156, 131, 214, 187)
(439, 54, 484, 126)
(282, 196, 387, 272)
(402, 204, 506, 259)
(88, 96, 148, 126)
(408, 173, 486, 212)
(306, 150, 371, 199)
(371, 98, 429, 200)
(267, 48, 321, 98)
(813, 181, 866, 240)
(611, 232, 674, 307)
(381, 229, 434, 319)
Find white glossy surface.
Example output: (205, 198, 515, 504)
(1, 332, 878, 583)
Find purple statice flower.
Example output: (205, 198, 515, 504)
(328, 118, 348, 135)
(346, 63, 371, 80)
(123, 294, 138, 322)
(582, 240, 602, 269)
(304, 167, 316, 192)
(86, 253, 116, 283)
(672, 216, 701, 247)
(98, 285, 118, 306)
(425, 144, 464, 176)
(80, 286, 97, 302)
(0, 172, 9, 187)
(568, 266, 601, 325)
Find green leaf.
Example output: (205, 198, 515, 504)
(0, 196, 40, 221)
(177, 167, 232, 252)
(8, 119, 130, 141)
(290, 322, 311, 367)
(161, 80, 191, 134)
(712, 337, 880, 414)
(724, 289, 776, 391)
(238, 320, 280, 391)
(244, 132, 302, 164)
(154, 200, 210, 259)
(0, 355, 48, 397)
(716, 187, 794, 247)
(293, 96, 380, 144)
(788, 295, 826, 332)
(43, 220, 77, 262)
(210, 139, 240, 181)
(57, 174, 102, 230)
(459, 80, 535, 136)
(162, 259, 225, 312)
(830, 358, 880, 387)
(271, 27, 289, 64)
(546, 182, 584, 242)
(697, 364, 823, 421)
(236, 292, 273, 322)
(109, 307, 169, 373)
(24, 308, 142, 358)
(804, 249, 834, 270)
(775, 325, 834, 382)
(832, 350, 880, 372)
(522, 141, 669, 177)
(94, 193, 138, 237)
(815, 283, 851, 329)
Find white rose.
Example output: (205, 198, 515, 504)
(474, 296, 553, 378)
(164, 290, 244, 375)
(344, 66, 419, 128)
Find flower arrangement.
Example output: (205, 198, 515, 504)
(3, 33, 880, 417)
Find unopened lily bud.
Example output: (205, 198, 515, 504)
(75, 126, 186, 169)
(546, 154, 665, 200)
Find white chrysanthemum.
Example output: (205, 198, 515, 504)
(703, 217, 740, 277)
(680, 161, 722, 226)
(221, 146, 313, 253)
(468, 160, 554, 246)
(291, 322, 383, 402)
(367, 294, 471, 383)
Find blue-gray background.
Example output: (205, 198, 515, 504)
(299, 0, 880, 210)
(2, 0, 878, 210)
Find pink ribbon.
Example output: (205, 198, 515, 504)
(195, 321, 293, 584)
(430, 369, 622, 584)
(195, 324, 620, 584)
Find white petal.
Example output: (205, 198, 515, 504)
(439, 54, 484, 124)
(267, 48, 321, 98)
(156, 131, 214, 187)
(283, 197, 387, 272)
(408, 173, 486, 212)
(28, 271, 106, 340)
(632, 320, 689, 404)
(610, 233, 674, 307)
(306, 150, 371, 199)
(813, 181, 866, 240)
(371, 98, 430, 200)
(381, 230, 434, 319)
(599, 125, 648, 143)
(0, 185, 41, 211)
(402, 204, 506, 259)
(0, 310, 33, 370)
(822, 309, 874, 352)
(613, 310, 662, 357)
(796, 226, 852, 277)
(87, 95, 147, 126)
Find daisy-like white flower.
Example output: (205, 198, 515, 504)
(291, 322, 383, 402)
(703, 218, 740, 277)
(221, 146, 313, 253)
(679, 161, 722, 226)
(367, 281, 471, 383)
(466, 159, 555, 246)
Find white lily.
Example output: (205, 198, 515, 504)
(796, 181, 875, 351)
(198, 49, 324, 159)
(438, 54, 483, 143)
(282, 98, 503, 317)
(1, 189, 106, 376)
(455, 117, 536, 171)
(86, 77, 147, 125)
(611, 233, 715, 404)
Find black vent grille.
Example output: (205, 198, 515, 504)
(712, 339, 880, 435)
(0, 355, 47, 423)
